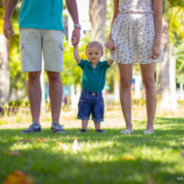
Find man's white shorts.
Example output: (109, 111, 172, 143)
(19, 29, 64, 72)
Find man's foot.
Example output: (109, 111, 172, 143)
(143, 130, 155, 135)
(120, 129, 133, 134)
(78, 129, 88, 133)
(51, 123, 66, 133)
(22, 123, 41, 133)
(95, 129, 105, 133)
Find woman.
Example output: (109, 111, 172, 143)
(106, 0, 164, 134)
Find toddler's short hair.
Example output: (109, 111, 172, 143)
(86, 41, 103, 52)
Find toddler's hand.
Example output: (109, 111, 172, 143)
(105, 39, 115, 50)
(72, 37, 78, 47)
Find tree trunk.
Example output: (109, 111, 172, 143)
(0, 35, 10, 105)
(156, 17, 177, 111)
(89, 0, 106, 58)
(169, 44, 177, 111)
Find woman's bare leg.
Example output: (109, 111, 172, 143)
(118, 63, 133, 131)
(140, 63, 156, 130)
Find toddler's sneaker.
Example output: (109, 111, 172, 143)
(22, 122, 41, 133)
(51, 123, 66, 133)
(95, 129, 105, 133)
(78, 129, 88, 133)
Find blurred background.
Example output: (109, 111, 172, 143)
(0, 0, 184, 120)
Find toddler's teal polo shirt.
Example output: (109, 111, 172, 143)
(19, 0, 64, 30)
(78, 59, 110, 92)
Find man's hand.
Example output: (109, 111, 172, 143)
(4, 19, 14, 40)
(71, 27, 80, 47)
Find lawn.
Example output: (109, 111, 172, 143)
(0, 107, 184, 184)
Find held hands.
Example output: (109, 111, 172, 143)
(151, 42, 161, 60)
(71, 27, 80, 47)
(3, 19, 14, 40)
(105, 38, 115, 50)
(72, 37, 78, 47)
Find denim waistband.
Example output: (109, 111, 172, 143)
(82, 89, 102, 96)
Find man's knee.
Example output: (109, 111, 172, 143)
(47, 71, 61, 82)
(28, 72, 41, 82)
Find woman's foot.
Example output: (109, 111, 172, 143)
(120, 129, 133, 134)
(143, 130, 155, 135)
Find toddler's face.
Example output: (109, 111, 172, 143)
(86, 46, 102, 64)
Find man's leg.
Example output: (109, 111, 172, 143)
(47, 71, 62, 123)
(22, 71, 42, 133)
(27, 71, 42, 124)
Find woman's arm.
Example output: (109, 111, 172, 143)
(105, 0, 119, 50)
(151, 0, 162, 59)
(109, 0, 119, 40)
(153, 0, 162, 45)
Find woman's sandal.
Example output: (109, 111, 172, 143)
(120, 129, 133, 134)
(143, 130, 155, 135)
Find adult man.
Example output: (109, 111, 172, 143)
(4, 0, 81, 133)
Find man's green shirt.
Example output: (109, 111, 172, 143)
(19, 0, 64, 30)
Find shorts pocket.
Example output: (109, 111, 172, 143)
(98, 96, 104, 105)
(60, 42, 64, 51)
(19, 42, 23, 52)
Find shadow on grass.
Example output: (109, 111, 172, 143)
(0, 138, 182, 184)
(0, 125, 183, 149)
(0, 117, 184, 184)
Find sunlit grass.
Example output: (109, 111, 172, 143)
(0, 104, 184, 184)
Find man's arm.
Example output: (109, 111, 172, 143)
(3, 0, 18, 40)
(151, 0, 162, 59)
(66, 0, 81, 47)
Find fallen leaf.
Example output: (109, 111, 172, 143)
(20, 139, 31, 144)
(36, 137, 47, 142)
(72, 138, 80, 153)
(4, 151, 21, 156)
(122, 154, 135, 160)
(4, 170, 33, 184)
(147, 177, 155, 184)
(181, 150, 184, 157)
(57, 142, 69, 151)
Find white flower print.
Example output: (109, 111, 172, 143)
(111, 0, 164, 64)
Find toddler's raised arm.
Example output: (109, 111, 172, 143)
(73, 38, 81, 64)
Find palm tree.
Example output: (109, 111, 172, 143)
(89, 0, 106, 58)
(157, 0, 184, 111)
(0, 0, 10, 105)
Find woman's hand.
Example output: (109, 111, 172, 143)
(105, 38, 115, 50)
(151, 42, 161, 60)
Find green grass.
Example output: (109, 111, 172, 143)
(0, 117, 184, 184)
